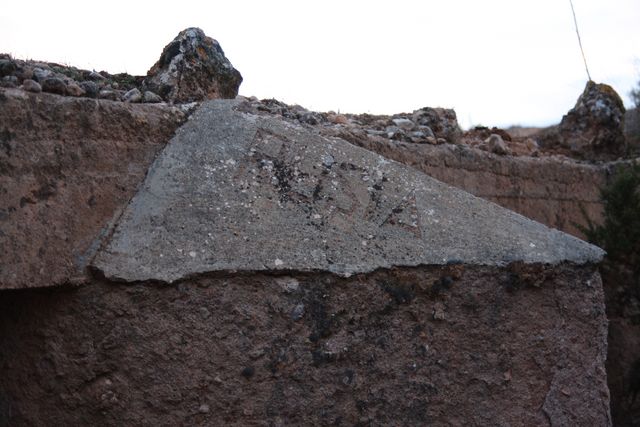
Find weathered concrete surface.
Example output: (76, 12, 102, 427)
(0, 88, 185, 289)
(327, 126, 611, 239)
(93, 100, 604, 283)
(0, 264, 611, 426)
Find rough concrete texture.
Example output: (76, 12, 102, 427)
(93, 100, 603, 283)
(326, 125, 612, 239)
(0, 264, 610, 426)
(0, 88, 186, 289)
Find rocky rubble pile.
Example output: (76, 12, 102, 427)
(237, 84, 632, 160)
(0, 54, 161, 103)
(0, 27, 242, 105)
(1, 27, 631, 163)
(237, 97, 545, 157)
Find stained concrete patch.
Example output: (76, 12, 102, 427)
(92, 100, 604, 283)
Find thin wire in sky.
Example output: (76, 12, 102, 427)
(569, 0, 592, 81)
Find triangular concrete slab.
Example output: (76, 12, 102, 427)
(92, 100, 604, 283)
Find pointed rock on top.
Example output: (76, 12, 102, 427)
(143, 27, 242, 104)
(552, 81, 626, 156)
(92, 99, 604, 283)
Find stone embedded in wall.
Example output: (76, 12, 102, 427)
(143, 27, 243, 104)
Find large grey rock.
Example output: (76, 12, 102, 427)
(21, 79, 41, 93)
(41, 77, 66, 95)
(541, 81, 627, 157)
(92, 99, 604, 283)
(142, 27, 242, 103)
(411, 107, 462, 143)
(122, 88, 142, 103)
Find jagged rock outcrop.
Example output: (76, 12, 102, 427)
(540, 81, 626, 158)
(143, 27, 242, 103)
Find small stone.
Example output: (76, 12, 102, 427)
(432, 302, 446, 320)
(410, 131, 426, 140)
(1, 75, 18, 88)
(241, 366, 255, 378)
(274, 259, 284, 267)
(321, 154, 335, 168)
(0, 59, 16, 77)
(248, 348, 265, 359)
(486, 134, 509, 155)
(392, 118, 415, 130)
(143, 90, 163, 103)
(65, 82, 85, 97)
(417, 125, 435, 138)
(14, 66, 33, 82)
(385, 126, 405, 140)
(524, 138, 538, 151)
(80, 81, 99, 98)
(425, 136, 437, 145)
(298, 112, 320, 125)
(122, 88, 142, 103)
(41, 77, 67, 95)
(198, 307, 210, 319)
(88, 71, 107, 81)
(32, 67, 53, 82)
(281, 278, 299, 293)
(291, 303, 305, 321)
(327, 113, 348, 124)
(98, 90, 120, 101)
(22, 79, 42, 93)
(198, 403, 210, 413)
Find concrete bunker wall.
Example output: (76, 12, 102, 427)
(0, 92, 612, 425)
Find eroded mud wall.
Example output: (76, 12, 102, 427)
(0, 88, 185, 289)
(342, 135, 609, 238)
(0, 265, 609, 426)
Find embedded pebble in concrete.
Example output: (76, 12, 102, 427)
(92, 99, 604, 283)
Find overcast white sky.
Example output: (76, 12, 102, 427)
(1, 0, 638, 128)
